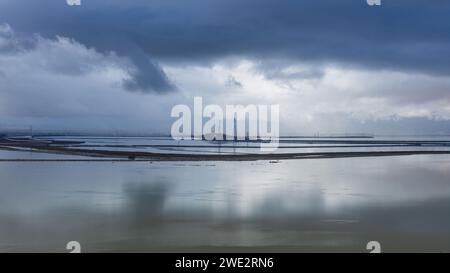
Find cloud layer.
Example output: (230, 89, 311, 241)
(2, 0, 450, 73)
(1, 1, 450, 134)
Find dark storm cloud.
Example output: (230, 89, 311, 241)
(0, 0, 178, 93)
(1, 0, 450, 79)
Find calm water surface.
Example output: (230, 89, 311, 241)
(0, 152, 449, 252)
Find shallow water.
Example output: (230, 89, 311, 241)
(34, 136, 450, 155)
(0, 153, 449, 252)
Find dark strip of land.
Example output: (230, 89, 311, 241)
(2, 137, 450, 162)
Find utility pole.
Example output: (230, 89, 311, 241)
(234, 116, 237, 141)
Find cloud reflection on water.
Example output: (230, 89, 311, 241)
(0, 155, 449, 252)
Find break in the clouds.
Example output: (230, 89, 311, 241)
(0, 0, 450, 134)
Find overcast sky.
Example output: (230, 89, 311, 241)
(1, 0, 450, 135)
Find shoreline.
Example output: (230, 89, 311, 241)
(2, 137, 450, 162)
(2, 148, 450, 162)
